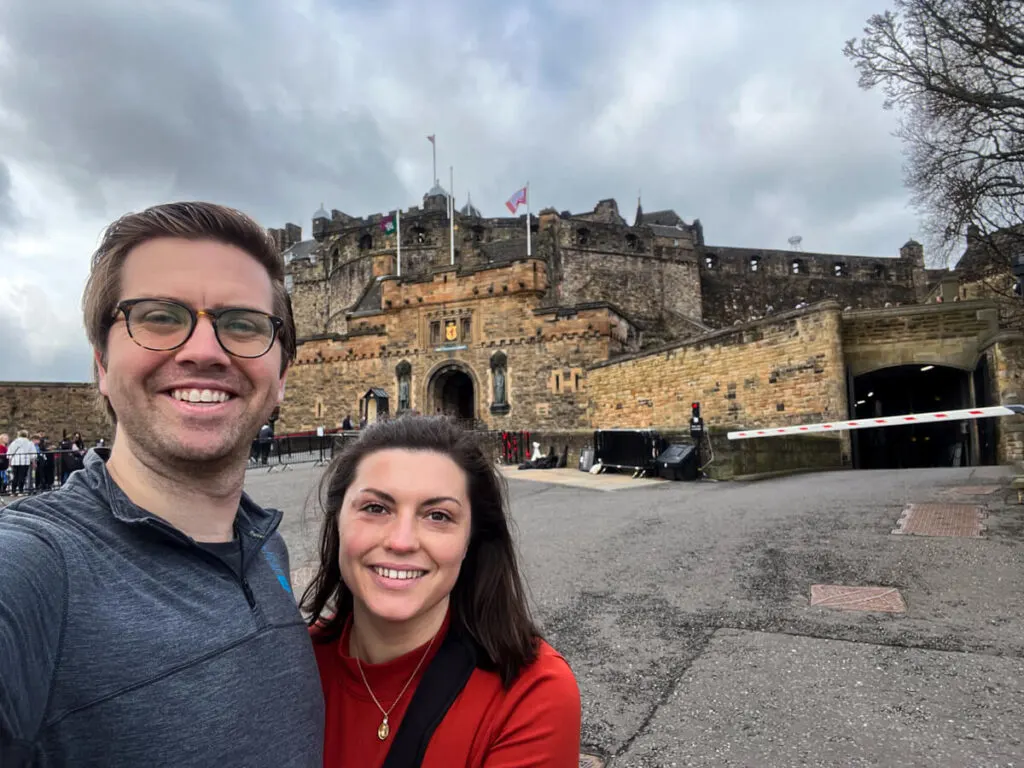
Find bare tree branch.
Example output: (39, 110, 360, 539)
(845, 0, 1024, 266)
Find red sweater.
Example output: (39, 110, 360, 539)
(312, 615, 581, 767)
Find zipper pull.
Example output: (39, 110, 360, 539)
(242, 579, 256, 609)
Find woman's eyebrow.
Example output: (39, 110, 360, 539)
(358, 487, 463, 507)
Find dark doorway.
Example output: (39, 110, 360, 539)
(852, 364, 971, 469)
(973, 355, 998, 465)
(430, 367, 475, 427)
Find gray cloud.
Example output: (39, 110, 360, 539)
(0, 0, 401, 224)
(0, 273, 93, 382)
(0, 160, 18, 230)
(0, 0, 929, 381)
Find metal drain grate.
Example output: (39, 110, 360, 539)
(810, 585, 907, 613)
(893, 503, 985, 537)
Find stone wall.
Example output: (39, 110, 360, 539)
(288, 257, 332, 339)
(0, 382, 110, 443)
(552, 221, 703, 328)
(586, 302, 849, 438)
(990, 335, 1024, 463)
(699, 246, 921, 328)
(842, 300, 1000, 377)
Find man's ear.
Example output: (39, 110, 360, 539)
(277, 365, 289, 403)
(94, 349, 109, 397)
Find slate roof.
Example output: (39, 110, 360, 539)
(283, 239, 318, 263)
(641, 209, 684, 226)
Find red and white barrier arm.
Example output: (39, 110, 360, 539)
(727, 404, 1024, 441)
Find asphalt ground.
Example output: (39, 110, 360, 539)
(244, 462, 1024, 767)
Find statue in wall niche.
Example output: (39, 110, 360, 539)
(398, 377, 410, 410)
(493, 366, 506, 405)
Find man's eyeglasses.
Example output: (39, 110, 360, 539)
(114, 299, 284, 359)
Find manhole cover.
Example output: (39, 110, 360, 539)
(893, 503, 985, 537)
(810, 584, 907, 613)
(580, 756, 606, 768)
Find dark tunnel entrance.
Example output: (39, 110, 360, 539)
(850, 364, 975, 469)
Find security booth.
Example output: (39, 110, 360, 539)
(360, 388, 390, 425)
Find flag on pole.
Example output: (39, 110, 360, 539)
(427, 135, 435, 145)
(381, 215, 396, 235)
(506, 186, 527, 214)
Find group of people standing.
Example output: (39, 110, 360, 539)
(0, 431, 88, 496)
(0, 201, 581, 767)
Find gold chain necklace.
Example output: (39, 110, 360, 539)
(353, 630, 438, 741)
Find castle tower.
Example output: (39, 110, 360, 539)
(900, 238, 928, 301)
(312, 203, 331, 242)
(423, 184, 449, 214)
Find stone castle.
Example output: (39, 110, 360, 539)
(3, 186, 1021, 474)
(272, 186, 931, 420)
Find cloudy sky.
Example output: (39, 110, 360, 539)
(1, 0, 924, 382)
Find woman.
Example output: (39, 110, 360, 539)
(302, 416, 581, 767)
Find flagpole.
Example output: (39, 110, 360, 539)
(526, 181, 532, 257)
(396, 210, 402, 277)
(454, 165, 458, 268)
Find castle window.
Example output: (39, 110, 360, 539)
(555, 374, 560, 392)
(749, 255, 761, 273)
(704, 254, 717, 270)
(833, 262, 848, 277)
(461, 316, 471, 341)
(472, 225, 484, 243)
(430, 321, 441, 346)
(791, 259, 806, 275)
(414, 226, 427, 244)
(625, 233, 640, 251)
(577, 228, 590, 246)
(874, 264, 888, 281)
(359, 234, 373, 250)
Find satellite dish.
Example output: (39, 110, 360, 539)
(788, 235, 803, 251)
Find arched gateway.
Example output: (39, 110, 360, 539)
(426, 362, 477, 427)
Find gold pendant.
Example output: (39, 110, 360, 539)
(377, 717, 390, 741)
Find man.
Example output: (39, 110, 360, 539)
(0, 202, 324, 766)
(257, 422, 273, 465)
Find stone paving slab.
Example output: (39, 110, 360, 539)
(498, 466, 669, 492)
(619, 628, 1024, 767)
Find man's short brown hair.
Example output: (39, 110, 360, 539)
(82, 201, 297, 424)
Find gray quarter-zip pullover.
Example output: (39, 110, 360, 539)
(0, 451, 324, 767)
